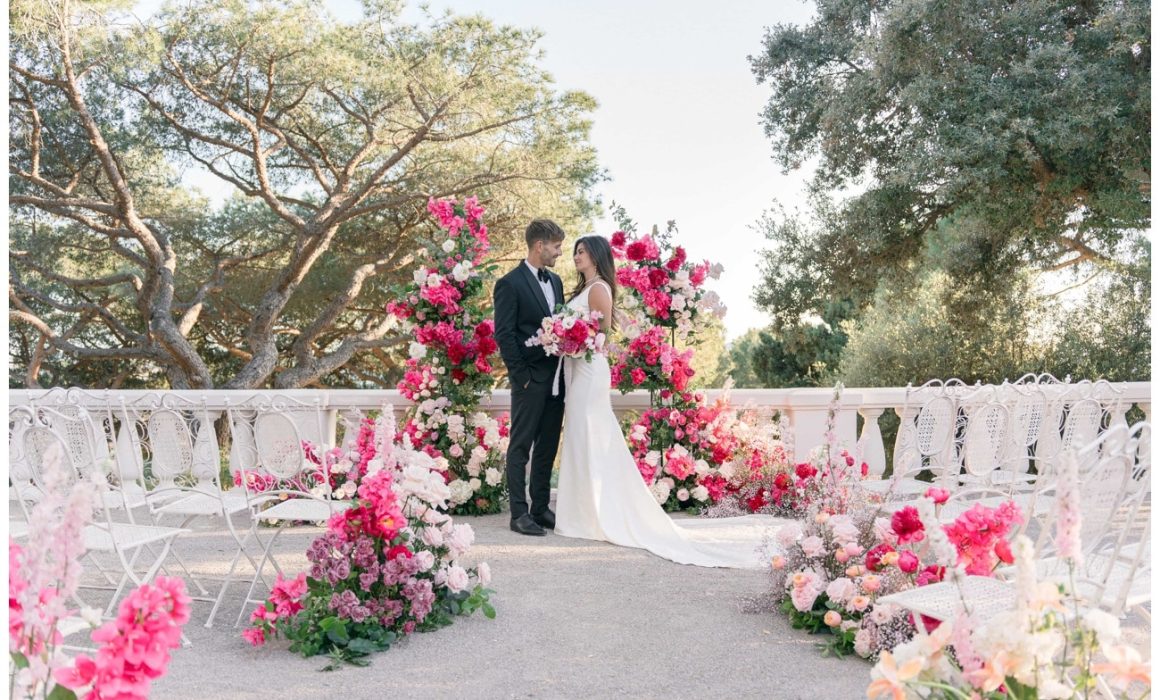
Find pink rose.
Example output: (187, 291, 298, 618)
(897, 550, 920, 574)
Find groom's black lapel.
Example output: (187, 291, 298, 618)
(552, 274, 564, 312)
(518, 263, 551, 317)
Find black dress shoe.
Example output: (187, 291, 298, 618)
(510, 514, 547, 536)
(531, 509, 556, 529)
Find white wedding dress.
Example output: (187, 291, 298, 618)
(554, 281, 790, 569)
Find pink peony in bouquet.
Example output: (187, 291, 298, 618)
(525, 309, 606, 361)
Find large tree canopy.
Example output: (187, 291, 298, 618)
(10, 0, 600, 388)
(749, 0, 1150, 325)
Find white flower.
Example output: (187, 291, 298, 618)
(800, 535, 825, 558)
(825, 577, 857, 604)
(441, 239, 456, 253)
(670, 294, 687, 311)
(414, 550, 435, 572)
(445, 565, 470, 592)
(420, 526, 444, 547)
(413, 268, 428, 285)
(448, 479, 473, 506)
(693, 459, 710, 476)
(468, 477, 481, 492)
(691, 485, 709, 502)
(452, 262, 472, 282)
(649, 480, 672, 504)
(425, 272, 443, 287)
(676, 488, 690, 501)
(718, 461, 737, 480)
(853, 629, 873, 657)
(644, 451, 661, 467)
(484, 467, 503, 487)
(777, 521, 802, 549)
(1082, 609, 1122, 647)
(446, 523, 475, 559)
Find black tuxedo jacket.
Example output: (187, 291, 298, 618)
(493, 263, 564, 389)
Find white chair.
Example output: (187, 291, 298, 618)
(226, 394, 350, 626)
(115, 393, 259, 628)
(12, 405, 190, 617)
(865, 379, 975, 499)
(878, 422, 1150, 623)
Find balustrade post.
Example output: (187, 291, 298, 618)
(783, 390, 859, 463)
(857, 407, 887, 479)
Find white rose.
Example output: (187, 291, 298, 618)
(676, 488, 690, 501)
(719, 461, 737, 480)
(448, 479, 473, 505)
(452, 262, 471, 282)
(691, 485, 709, 502)
(468, 477, 481, 491)
(693, 459, 710, 476)
(414, 550, 436, 572)
(670, 294, 687, 311)
(485, 467, 503, 486)
(409, 341, 427, 360)
(800, 535, 825, 558)
(413, 268, 428, 285)
(650, 480, 671, 504)
(445, 565, 470, 593)
(853, 629, 873, 657)
(441, 239, 455, 253)
(776, 521, 802, 549)
(420, 526, 444, 547)
(425, 272, 442, 287)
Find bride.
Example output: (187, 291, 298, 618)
(553, 235, 790, 569)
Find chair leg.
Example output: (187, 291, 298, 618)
(235, 519, 285, 628)
(204, 509, 265, 628)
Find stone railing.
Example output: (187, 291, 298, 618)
(9, 382, 1151, 478)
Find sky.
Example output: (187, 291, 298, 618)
(136, 0, 821, 339)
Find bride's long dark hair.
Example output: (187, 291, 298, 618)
(569, 235, 618, 328)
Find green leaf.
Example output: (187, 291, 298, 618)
(46, 686, 79, 700)
(482, 602, 496, 619)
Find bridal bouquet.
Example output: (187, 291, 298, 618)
(525, 309, 606, 361)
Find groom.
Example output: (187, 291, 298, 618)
(493, 219, 567, 536)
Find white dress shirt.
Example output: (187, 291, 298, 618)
(525, 260, 556, 310)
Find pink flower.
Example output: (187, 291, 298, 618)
(860, 575, 882, 594)
(242, 627, 267, 647)
(924, 487, 950, 504)
(890, 506, 926, 544)
(897, 550, 920, 574)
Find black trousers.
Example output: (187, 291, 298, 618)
(506, 369, 565, 519)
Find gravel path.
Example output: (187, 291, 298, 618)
(130, 510, 869, 700)
(97, 509, 1148, 700)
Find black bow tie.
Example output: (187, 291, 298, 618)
(537, 269, 550, 284)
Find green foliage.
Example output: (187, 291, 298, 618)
(10, 0, 601, 388)
(750, 0, 1150, 313)
(1048, 240, 1152, 382)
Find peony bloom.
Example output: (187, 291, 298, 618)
(890, 506, 926, 544)
(825, 577, 857, 604)
(800, 535, 825, 558)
